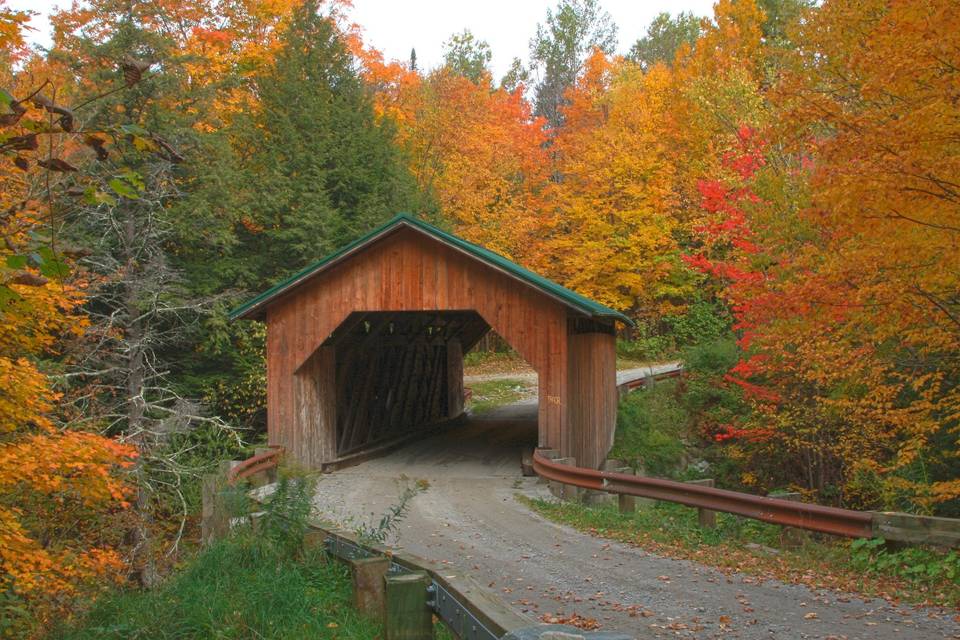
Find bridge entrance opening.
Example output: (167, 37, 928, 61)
(318, 310, 492, 458)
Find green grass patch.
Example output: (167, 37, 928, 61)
(49, 535, 380, 640)
(467, 378, 531, 415)
(53, 476, 377, 640)
(520, 496, 960, 608)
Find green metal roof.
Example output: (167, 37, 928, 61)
(229, 213, 633, 325)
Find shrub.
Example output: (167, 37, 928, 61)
(611, 381, 688, 477)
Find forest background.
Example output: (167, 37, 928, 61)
(1, 0, 958, 633)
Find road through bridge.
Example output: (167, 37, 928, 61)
(308, 376, 957, 640)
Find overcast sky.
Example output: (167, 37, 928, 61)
(8, 0, 717, 79)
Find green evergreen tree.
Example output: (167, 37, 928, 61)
(171, 0, 430, 433)
(233, 0, 425, 290)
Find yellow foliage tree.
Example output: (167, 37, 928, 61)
(541, 51, 684, 318)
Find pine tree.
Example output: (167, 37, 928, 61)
(232, 0, 424, 289)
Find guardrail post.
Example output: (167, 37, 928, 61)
(201, 460, 242, 545)
(384, 571, 432, 640)
(201, 472, 227, 544)
(771, 492, 807, 547)
(685, 479, 717, 529)
(547, 457, 579, 501)
(599, 459, 635, 514)
(303, 527, 330, 553)
(536, 449, 560, 487)
(349, 556, 390, 619)
(521, 447, 535, 477)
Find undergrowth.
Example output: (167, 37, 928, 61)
(521, 496, 960, 609)
(51, 476, 379, 640)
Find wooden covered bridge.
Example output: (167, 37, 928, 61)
(231, 214, 632, 471)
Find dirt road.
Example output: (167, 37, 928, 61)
(311, 397, 958, 639)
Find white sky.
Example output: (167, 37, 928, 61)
(8, 0, 717, 79)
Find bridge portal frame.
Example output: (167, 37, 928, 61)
(231, 214, 631, 470)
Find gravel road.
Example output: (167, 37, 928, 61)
(311, 385, 958, 639)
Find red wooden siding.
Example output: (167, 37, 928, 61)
(263, 225, 617, 469)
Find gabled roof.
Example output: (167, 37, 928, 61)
(229, 213, 633, 325)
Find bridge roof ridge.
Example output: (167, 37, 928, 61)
(229, 212, 633, 325)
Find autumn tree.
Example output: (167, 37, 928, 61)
(529, 0, 617, 128)
(537, 51, 687, 319)
(628, 11, 701, 69)
(0, 4, 140, 632)
(442, 29, 492, 83)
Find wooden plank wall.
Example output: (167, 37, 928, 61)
(566, 332, 618, 469)
(265, 226, 596, 468)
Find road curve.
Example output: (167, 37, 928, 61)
(311, 393, 958, 639)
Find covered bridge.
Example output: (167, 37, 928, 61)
(231, 214, 631, 470)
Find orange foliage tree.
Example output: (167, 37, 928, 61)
(685, 0, 960, 511)
(353, 40, 550, 264)
(1, 4, 136, 630)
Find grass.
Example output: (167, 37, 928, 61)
(463, 349, 530, 375)
(466, 378, 532, 415)
(49, 533, 381, 640)
(520, 496, 960, 609)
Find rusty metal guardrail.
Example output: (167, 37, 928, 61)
(533, 450, 874, 538)
(606, 365, 960, 547)
(227, 446, 284, 485)
(618, 365, 683, 394)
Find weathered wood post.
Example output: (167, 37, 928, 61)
(201, 460, 241, 544)
(592, 459, 629, 511)
(302, 527, 329, 553)
(520, 447, 535, 477)
(772, 492, 807, 547)
(384, 571, 433, 640)
(349, 556, 391, 618)
(553, 457, 579, 501)
(685, 478, 717, 529)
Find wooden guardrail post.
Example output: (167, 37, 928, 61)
(349, 556, 390, 618)
(770, 492, 807, 547)
(552, 457, 579, 501)
(685, 479, 717, 528)
(536, 448, 560, 487)
(201, 460, 242, 545)
(521, 447, 536, 476)
(384, 571, 432, 640)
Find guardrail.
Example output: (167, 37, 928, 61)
(603, 365, 960, 547)
(207, 467, 576, 640)
(534, 450, 873, 538)
(226, 445, 284, 485)
(316, 523, 534, 640)
(617, 365, 683, 393)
